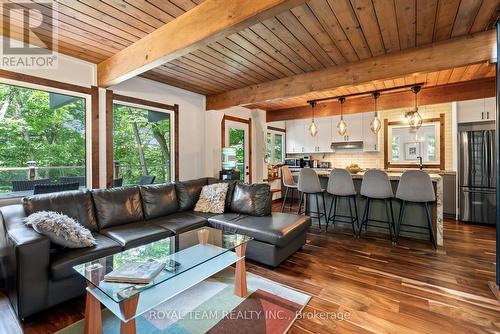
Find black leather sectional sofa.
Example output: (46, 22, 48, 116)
(0, 177, 311, 319)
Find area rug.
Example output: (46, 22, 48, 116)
(56, 268, 310, 334)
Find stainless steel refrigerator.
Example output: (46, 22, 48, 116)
(459, 125, 496, 224)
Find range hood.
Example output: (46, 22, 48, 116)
(330, 141, 364, 151)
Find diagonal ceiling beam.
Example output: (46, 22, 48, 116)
(97, 0, 307, 87)
(206, 30, 497, 110)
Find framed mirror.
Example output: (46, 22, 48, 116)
(384, 114, 444, 169)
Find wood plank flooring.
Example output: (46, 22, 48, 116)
(1, 202, 499, 333)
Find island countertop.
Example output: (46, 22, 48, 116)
(290, 170, 444, 247)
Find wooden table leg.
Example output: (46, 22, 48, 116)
(84, 288, 102, 334)
(234, 243, 248, 297)
(197, 228, 209, 244)
(119, 294, 139, 334)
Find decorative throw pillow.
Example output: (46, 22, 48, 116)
(25, 211, 96, 248)
(194, 183, 229, 214)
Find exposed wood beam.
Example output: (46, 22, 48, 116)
(266, 77, 495, 122)
(97, 0, 307, 87)
(207, 30, 497, 110)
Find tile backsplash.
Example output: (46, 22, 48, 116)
(288, 102, 454, 171)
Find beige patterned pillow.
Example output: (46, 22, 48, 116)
(194, 183, 229, 214)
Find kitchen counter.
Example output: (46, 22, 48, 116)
(290, 170, 444, 247)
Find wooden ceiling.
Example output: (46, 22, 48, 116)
(1, 0, 499, 108)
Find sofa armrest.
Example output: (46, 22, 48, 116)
(1, 205, 50, 318)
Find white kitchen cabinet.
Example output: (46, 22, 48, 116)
(331, 114, 363, 142)
(362, 112, 380, 152)
(311, 117, 332, 152)
(285, 120, 301, 154)
(457, 97, 496, 123)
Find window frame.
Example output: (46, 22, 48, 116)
(111, 99, 175, 184)
(266, 129, 285, 164)
(0, 77, 92, 189)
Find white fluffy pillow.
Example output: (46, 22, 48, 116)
(194, 183, 229, 214)
(25, 211, 96, 248)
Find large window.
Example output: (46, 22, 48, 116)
(0, 82, 87, 194)
(113, 103, 172, 185)
(266, 131, 285, 164)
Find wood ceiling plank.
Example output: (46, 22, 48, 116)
(350, 0, 385, 56)
(290, 4, 346, 65)
(217, 37, 286, 79)
(206, 30, 496, 110)
(237, 28, 304, 75)
(448, 66, 468, 83)
(172, 57, 250, 87)
(470, 0, 500, 33)
(437, 69, 453, 85)
(393, 77, 406, 86)
(190, 49, 264, 85)
(142, 71, 213, 94)
(146, 0, 188, 17)
(155, 65, 228, 92)
(102, 0, 172, 27)
(162, 62, 236, 91)
(308, 0, 359, 62)
(182, 52, 258, 86)
(472, 62, 493, 80)
(227, 33, 296, 76)
(54, 0, 148, 39)
(167, 0, 198, 12)
(426, 71, 439, 86)
(433, 0, 461, 41)
(416, 0, 438, 46)
(275, 11, 336, 67)
(98, 0, 308, 87)
(196, 46, 270, 82)
(451, 0, 483, 37)
(206, 42, 279, 80)
(266, 78, 495, 120)
(1, 6, 120, 56)
(372, 0, 400, 53)
(251, 22, 317, 71)
(327, 0, 372, 59)
(461, 63, 482, 81)
(394, 0, 416, 49)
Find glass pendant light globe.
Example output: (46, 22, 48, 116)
(309, 120, 318, 137)
(337, 118, 347, 136)
(370, 113, 381, 134)
(408, 108, 423, 129)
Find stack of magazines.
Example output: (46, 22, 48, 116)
(104, 261, 165, 284)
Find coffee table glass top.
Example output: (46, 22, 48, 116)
(73, 227, 252, 304)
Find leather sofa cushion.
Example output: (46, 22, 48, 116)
(208, 213, 311, 247)
(92, 187, 144, 229)
(100, 221, 173, 249)
(23, 190, 98, 231)
(148, 212, 208, 234)
(50, 234, 121, 280)
(207, 179, 239, 211)
(140, 183, 179, 219)
(175, 178, 208, 211)
(230, 183, 272, 217)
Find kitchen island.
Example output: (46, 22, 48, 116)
(293, 170, 443, 246)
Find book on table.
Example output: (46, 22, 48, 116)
(104, 261, 166, 284)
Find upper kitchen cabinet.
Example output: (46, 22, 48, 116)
(362, 112, 380, 152)
(312, 117, 332, 152)
(457, 97, 496, 123)
(332, 114, 363, 142)
(285, 120, 303, 154)
(286, 118, 333, 153)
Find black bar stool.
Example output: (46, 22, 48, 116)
(395, 170, 437, 249)
(297, 168, 326, 229)
(281, 165, 298, 212)
(326, 168, 359, 236)
(358, 170, 395, 243)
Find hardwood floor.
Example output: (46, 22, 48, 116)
(1, 202, 499, 333)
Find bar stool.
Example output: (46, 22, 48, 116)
(358, 170, 395, 242)
(297, 168, 327, 229)
(395, 170, 437, 249)
(281, 165, 298, 212)
(326, 168, 359, 236)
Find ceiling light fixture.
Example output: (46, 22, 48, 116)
(370, 92, 381, 134)
(405, 85, 423, 130)
(308, 101, 318, 137)
(337, 97, 347, 136)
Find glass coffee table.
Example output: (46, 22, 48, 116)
(73, 227, 252, 334)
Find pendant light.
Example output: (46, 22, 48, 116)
(337, 97, 347, 136)
(370, 92, 381, 134)
(405, 85, 423, 130)
(308, 101, 318, 137)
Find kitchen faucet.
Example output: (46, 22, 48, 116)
(417, 156, 423, 170)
